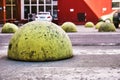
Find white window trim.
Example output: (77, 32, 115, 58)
(21, 0, 24, 19)
(112, 0, 120, 2)
(22, 0, 57, 19)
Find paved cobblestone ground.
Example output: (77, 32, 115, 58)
(1, 25, 120, 80)
(1, 46, 120, 80)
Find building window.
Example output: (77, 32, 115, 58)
(112, 2, 120, 7)
(24, 0, 29, 4)
(39, 6, 44, 12)
(31, 0, 37, 4)
(53, 6, 58, 20)
(39, 0, 44, 4)
(24, 6, 30, 19)
(23, 0, 58, 20)
(6, 0, 16, 19)
(46, 0, 51, 4)
(112, 0, 120, 9)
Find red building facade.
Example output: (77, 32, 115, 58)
(0, 0, 21, 24)
(58, 0, 112, 24)
(0, 0, 6, 23)
(0, 0, 113, 24)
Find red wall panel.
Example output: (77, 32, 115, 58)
(58, 0, 87, 24)
(58, 0, 112, 24)
(0, 0, 4, 23)
(0, 0, 6, 23)
(85, 0, 112, 17)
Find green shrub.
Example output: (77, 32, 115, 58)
(1, 23, 18, 33)
(98, 22, 116, 32)
(61, 22, 77, 32)
(85, 22, 94, 28)
(95, 21, 104, 29)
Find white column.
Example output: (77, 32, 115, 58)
(51, 0, 53, 15)
(44, 0, 46, 12)
(21, 0, 24, 19)
(30, 0, 32, 13)
(37, 0, 39, 13)
(11, 0, 13, 19)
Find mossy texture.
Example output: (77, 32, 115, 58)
(85, 22, 94, 28)
(61, 22, 77, 32)
(98, 22, 116, 32)
(8, 21, 73, 61)
(95, 21, 104, 29)
(1, 23, 18, 33)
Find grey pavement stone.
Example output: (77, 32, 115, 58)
(1, 25, 120, 79)
(1, 46, 120, 80)
(1, 67, 120, 80)
(1, 26, 120, 46)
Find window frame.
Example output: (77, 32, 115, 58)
(23, 0, 58, 19)
(112, 1, 120, 10)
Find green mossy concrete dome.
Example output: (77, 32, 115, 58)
(61, 22, 77, 32)
(1, 23, 18, 33)
(95, 21, 104, 29)
(85, 22, 94, 28)
(8, 21, 73, 61)
(98, 22, 116, 32)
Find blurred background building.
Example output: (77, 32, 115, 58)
(0, 0, 120, 24)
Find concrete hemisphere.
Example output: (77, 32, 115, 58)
(7, 21, 73, 61)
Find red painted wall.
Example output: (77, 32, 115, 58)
(58, 0, 112, 24)
(85, 0, 112, 17)
(0, 0, 5, 23)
